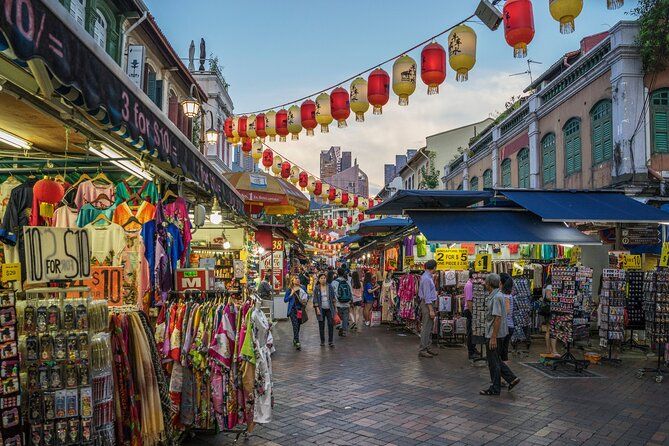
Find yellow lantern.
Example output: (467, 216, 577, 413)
(246, 114, 257, 139)
(265, 110, 277, 142)
(307, 176, 316, 194)
(448, 25, 477, 82)
(392, 55, 417, 106)
(349, 77, 369, 122)
(549, 0, 583, 34)
(231, 116, 239, 140)
(271, 154, 282, 175)
(315, 93, 334, 133)
(334, 188, 342, 204)
(347, 195, 355, 208)
(358, 197, 368, 211)
(251, 138, 263, 161)
(289, 165, 300, 184)
(287, 105, 302, 140)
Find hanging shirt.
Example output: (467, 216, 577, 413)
(403, 236, 414, 257)
(163, 198, 192, 261)
(0, 177, 21, 221)
(74, 180, 114, 209)
(115, 180, 160, 204)
(141, 220, 157, 288)
(113, 201, 156, 232)
(119, 233, 150, 311)
(84, 221, 126, 266)
(385, 247, 398, 271)
(415, 234, 427, 258)
(76, 203, 116, 227)
(52, 205, 79, 228)
(0, 179, 36, 246)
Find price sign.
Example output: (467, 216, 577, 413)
(622, 254, 642, 270)
(23, 227, 91, 284)
(1, 263, 21, 282)
(82, 266, 123, 305)
(435, 248, 468, 271)
(512, 261, 526, 277)
(474, 254, 492, 272)
(403, 256, 415, 270)
(272, 238, 284, 251)
(660, 243, 669, 267)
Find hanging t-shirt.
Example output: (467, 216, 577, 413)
(115, 180, 160, 205)
(0, 177, 21, 220)
(403, 236, 414, 257)
(415, 234, 427, 258)
(113, 201, 156, 232)
(74, 180, 114, 209)
(0, 179, 36, 246)
(52, 205, 79, 228)
(163, 198, 192, 261)
(85, 221, 126, 266)
(119, 233, 150, 311)
(141, 220, 157, 288)
(385, 247, 399, 271)
(76, 203, 116, 227)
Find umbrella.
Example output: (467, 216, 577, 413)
(223, 171, 310, 215)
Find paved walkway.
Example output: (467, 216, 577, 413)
(189, 314, 669, 446)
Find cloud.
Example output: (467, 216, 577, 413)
(262, 70, 529, 194)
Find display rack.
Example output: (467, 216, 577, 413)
(470, 273, 487, 364)
(624, 270, 648, 352)
(0, 290, 21, 446)
(511, 277, 532, 355)
(599, 268, 625, 364)
(637, 269, 669, 383)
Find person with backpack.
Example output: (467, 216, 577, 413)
(257, 274, 273, 301)
(332, 268, 352, 337)
(284, 275, 309, 350)
(363, 271, 380, 326)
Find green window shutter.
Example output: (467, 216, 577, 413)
(483, 170, 492, 189)
(470, 177, 478, 191)
(574, 134, 582, 172)
(591, 100, 612, 164)
(592, 122, 603, 164)
(501, 159, 511, 187)
(603, 116, 612, 161)
(518, 148, 529, 188)
(147, 71, 157, 105)
(564, 119, 581, 176)
(155, 80, 164, 110)
(651, 90, 669, 154)
(542, 133, 556, 184)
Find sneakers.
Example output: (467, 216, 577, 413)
(364, 321, 370, 327)
(418, 351, 434, 358)
(293, 340, 301, 350)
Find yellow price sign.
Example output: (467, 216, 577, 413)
(1, 263, 21, 282)
(512, 260, 526, 277)
(474, 254, 492, 272)
(660, 243, 669, 267)
(622, 254, 642, 270)
(403, 256, 415, 270)
(435, 248, 468, 271)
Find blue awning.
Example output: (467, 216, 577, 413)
(331, 235, 362, 245)
(500, 190, 669, 223)
(407, 210, 600, 245)
(368, 190, 493, 215)
(357, 217, 411, 235)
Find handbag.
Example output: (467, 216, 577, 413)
(333, 312, 342, 326)
(300, 306, 309, 324)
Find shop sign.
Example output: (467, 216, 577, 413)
(272, 238, 284, 251)
(512, 261, 526, 277)
(621, 254, 642, 270)
(126, 45, 145, 88)
(435, 248, 468, 271)
(23, 227, 91, 284)
(1, 263, 20, 282)
(621, 224, 661, 245)
(176, 269, 213, 291)
(474, 254, 492, 273)
(260, 252, 284, 291)
(660, 243, 669, 268)
(403, 256, 415, 270)
(83, 266, 123, 305)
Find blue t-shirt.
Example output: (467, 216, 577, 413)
(363, 283, 375, 302)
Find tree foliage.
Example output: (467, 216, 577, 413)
(633, 0, 669, 73)
(419, 151, 441, 190)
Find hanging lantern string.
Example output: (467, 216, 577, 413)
(236, 12, 477, 115)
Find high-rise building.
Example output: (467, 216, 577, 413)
(384, 164, 397, 186)
(328, 163, 369, 197)
(395, 154, 408, 172)
(320, 146, 341, 179)
(340, 151, 352, 171)
(406, 149, 418, 161)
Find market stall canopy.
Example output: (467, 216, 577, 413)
(356, 217, 412, 235)
(499, 189, 669, 224)
(224, 172, 310, 215)
(367, 190, 494, 215)
(331, 235, 362, 245)
(407, 210, 600, 245)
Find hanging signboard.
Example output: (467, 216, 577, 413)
(435, 248, 468, 271)
(660, 242, 669, 268)
(512, 261, 526, 277)
(126, 45, 145, 89)
(260, 251, 284, 290)
(175, 269, 214, 291)
(621, 254, 642, 270)
(474, 254, 492, 273)
(82, 266, 123, 305)
(23, 227, 91, 284)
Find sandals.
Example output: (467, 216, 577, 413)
(479, 389, 500, 396)
(508, 378, 521, 391)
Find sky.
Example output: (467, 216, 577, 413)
(145, 0, 638, 194)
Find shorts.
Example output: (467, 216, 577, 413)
(352, 301, 363, 307)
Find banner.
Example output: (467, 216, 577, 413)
(23, 227, 90, 284)
(82, 266, 123, 305)
(435, 248, 468, 271)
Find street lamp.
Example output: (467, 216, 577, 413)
(181, 84, 200, 118)
(204, 110, 219, 145)
(209, 197, 223, 225)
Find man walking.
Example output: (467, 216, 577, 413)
(257, 274, 273, 300)
(463, 270, 479, 359)
(418, 260, 439, 358)
(480, 273, 520, 396)
(332, 268, 352, 337)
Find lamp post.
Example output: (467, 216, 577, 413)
(181, 83, 220, 152)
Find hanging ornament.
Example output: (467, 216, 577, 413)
(421, 42, 447, 93)
(337, 217, 343, 228)
(299, 171, 309, 189)
(352, 195, 359, 209)
(307, 176, 317, 194)
(346, 194, 355, 208)
(357, 212, 364, 222)
(314, 180, 323, 196)
(276, 109, 289, 142)
(503, 0, 535, 58)
(607, 0, 623, 9)
(255, 113, 267, 139)
(300, 100, 317, 136)
(350, 77, 370, 122)
(334, 188, 342, 204)
(252, 139, 263, 161)
(241, 138, 252, 153)
(347, 215, 353, 225)
(231, 116, 240, 139)
(281, 160, 291, 179)
(330, 87, 350, 128)
(327, 219, 333, 228)
(341, 192, 349, 205)
(448, 25, 477, 82)
(287, 105, 302, 140)
(224, 117, 234, 141)
(549, 0, 582, 34)
(315, 92, 334, 133)
(327, 186, 336, 202)
(262, 149, 273, 169)
(358, 197, 368, 211)
(247, 114, 257, 139)
(271, 154, 283, 175)
(289, 165, 300, 184)
(368, 68, 390, 115)
(34, 178, 64, 218)
(392, 55, 417, 106)
(265, 110, 277, 141)
(238, 115, 248, 139)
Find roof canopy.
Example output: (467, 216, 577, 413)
(368, 190, 493, 215)
(331, 235, 362, 245)
(356, 217, 412, 235)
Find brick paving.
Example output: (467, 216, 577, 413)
(187, 316, 669, 446)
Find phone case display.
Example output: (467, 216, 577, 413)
(550, 267, 593, 344)
(0, 291, 22, 446)
(19, 288, 101, 446)
(471, 273, 487, 340)
(511, 278, 532, 343)
(599, 269, 626, 346)
(626, 270, 645, 330)
(643, 270, 669, 344)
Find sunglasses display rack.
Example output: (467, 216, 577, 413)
(469, 273, 488, 364)
(599, 269, 626, 364)
(637, 270, 669, 383)
(0, 290, 22, 446)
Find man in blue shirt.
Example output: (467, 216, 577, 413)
(418, 260, 439, 358)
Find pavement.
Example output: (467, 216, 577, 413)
(185, 314, 669, 446)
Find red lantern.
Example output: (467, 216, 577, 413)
(353, 195, 359, 208)
(242, 138, 252, 153)
(238, 115, 248, 138)
(281, 161, 291, 178)
(347, 216, 353, 225)
(327, 219, 333, 228)
(421, 42, 447, 95)
(503, 0, 535, 58)
(261, 149, 273, 168)
(357, 213, 364, 222)
(224, 117, 234, 139)
(367, 68, 390, 115)
(330, 87, 350, 128)
(299, 171, 309, 189)
(34, 178, 65, 218)
(328, 186, 336, 202)
(336, 217, 343, 227)
(301, 100, 318, 136)
(314, 180, 323, 196)
(341, 192, 349, 205)
(276, 109, 289, 141)
(255, 113, 267, 139)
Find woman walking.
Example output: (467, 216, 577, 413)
(313, 273, 336, 347)
(363, 272, 380, 326)
(350, 271, 364, 331)
(284, 275, 309, 350)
